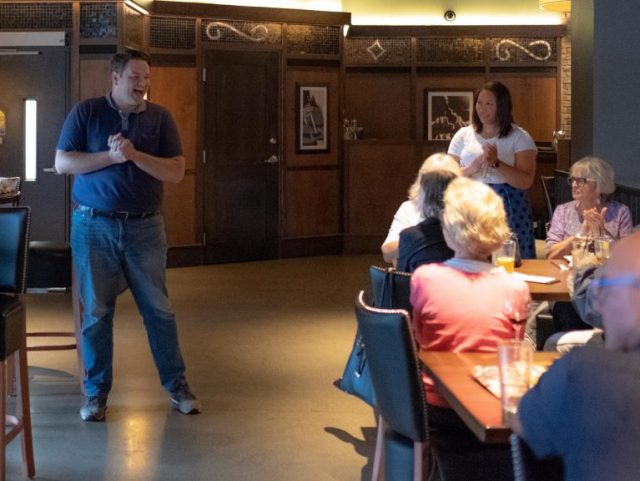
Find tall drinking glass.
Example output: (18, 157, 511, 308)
(498, 340, 532, 427)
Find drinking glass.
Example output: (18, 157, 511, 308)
(572, 235, 593, 268)
(492, 238, 516, 273)
(498, 340, 533, 427)
(504, 299, 531, 340)
(594, 236, 612, 264)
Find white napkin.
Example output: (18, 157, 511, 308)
(512, 272, 559, 284)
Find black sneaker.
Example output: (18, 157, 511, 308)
(170, 379, 201, 415)
(80, 396, 107, 422)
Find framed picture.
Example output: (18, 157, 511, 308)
(296, 84, 329, 153)
(425, 90, 474, 141)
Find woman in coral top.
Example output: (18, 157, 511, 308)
(410, 177, 531, 430)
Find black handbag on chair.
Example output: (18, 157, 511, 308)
(334, 266, 412, 407)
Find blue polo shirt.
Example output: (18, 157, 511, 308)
(56, 94, 182, 212)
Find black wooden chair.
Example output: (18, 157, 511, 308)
(510, 434, 563, 481)
(355, 290, 429, 481)
(0, 206, 35, 481)
(540, 176, 556, 233)
(367, 266, 413, 481)
(368, 265, 412, 312)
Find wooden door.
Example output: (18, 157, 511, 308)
(0, 46, 69, 243)
(202, 50, 280, 263)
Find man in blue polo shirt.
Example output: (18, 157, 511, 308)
(55, 50, 200, 421)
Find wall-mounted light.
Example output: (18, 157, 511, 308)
(539, 0, 571, 13)
(24, 98, 37, 182)
(125, 0, 150, 15)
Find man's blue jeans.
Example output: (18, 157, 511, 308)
(71, 207, 186, 397)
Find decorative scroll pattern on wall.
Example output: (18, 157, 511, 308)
(0, 2, 71, 29)
(201, 20, 282, 45)
(124, 6, 145, 50)
(492, 37, 557, 63)
(287, 25, 340, 56)
(417, 38, 484, 64)
(80, 3, 117, 39)
(151, 16, 196, 50)
(344, 38, 411, 65)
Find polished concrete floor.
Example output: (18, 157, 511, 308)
(7, 254, 381, 481)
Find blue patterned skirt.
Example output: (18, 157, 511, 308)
(489, 183, 536, 259)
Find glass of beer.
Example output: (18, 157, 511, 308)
(595, 236, 612, 264)
(493, 238, 517, 273)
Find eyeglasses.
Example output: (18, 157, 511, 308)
(592, 275, 640, 304)
(567, 176, 595, 187)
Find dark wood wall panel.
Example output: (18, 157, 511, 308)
(346, 142, 419, 238)
(164, 175, 197, 245)
(284, 169, 340, 237)
(80, 58, 112, 101)
(285, 68, 340, 167)
(500, 75, 557, 142)
(344, 72, 412, 140)
(150, 66, 198, 246)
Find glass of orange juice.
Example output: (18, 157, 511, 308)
(492, 238, 516, 273)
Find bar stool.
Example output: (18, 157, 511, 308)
(0, 206, 36, 480)
(27, 241, 76, 352)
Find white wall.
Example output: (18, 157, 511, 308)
(342, 0, 566, 25)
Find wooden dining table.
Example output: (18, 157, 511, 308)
(419, 351, 560, 444)
(515, 259, 571, 301)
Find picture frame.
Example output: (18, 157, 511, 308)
(296, 83, 329, 153)
(425, 90, 474, 141)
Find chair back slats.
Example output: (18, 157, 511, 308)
(0, 207, 31, 293)
(540, 176, 556, 220)
(510, 433, 564, 481)
(355, 291, 428, 442)
(369, 266, 412, 311)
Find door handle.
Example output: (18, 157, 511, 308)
(43, 167, 59, 174)
(264, 155, 279, 164)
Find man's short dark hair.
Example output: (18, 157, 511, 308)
(111, 50, 151, 75)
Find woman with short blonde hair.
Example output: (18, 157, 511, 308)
(441, 177, 511, 259)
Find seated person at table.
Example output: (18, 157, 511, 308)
(546, 156, 633, 332)
(546, 156, 632, 260)
(381, 152, 461, 265)
(396, 170, 456, 272)
(518, 231, 640, 481)
(410, 177, 530, 429)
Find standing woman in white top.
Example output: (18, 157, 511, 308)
(448, 81, 538, 258)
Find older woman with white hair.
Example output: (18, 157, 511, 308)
(546, 156, 633, 259)
(396, 170, 456, 272)
(410, 177, 530, 429)
(381, 152, 461, 265)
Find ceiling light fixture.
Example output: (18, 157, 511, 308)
(538, 0, 571, 13)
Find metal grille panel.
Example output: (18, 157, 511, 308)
(80, 3, 117, 39)
(151, 16, 196, 50)
(0, 2, 71, 29)
(417, 38, 484, 64)
(287, 25, 340, 55)
(491, 37, 557, 63)
(201, 19, 282, 45)
(345, 37, 411, 65)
